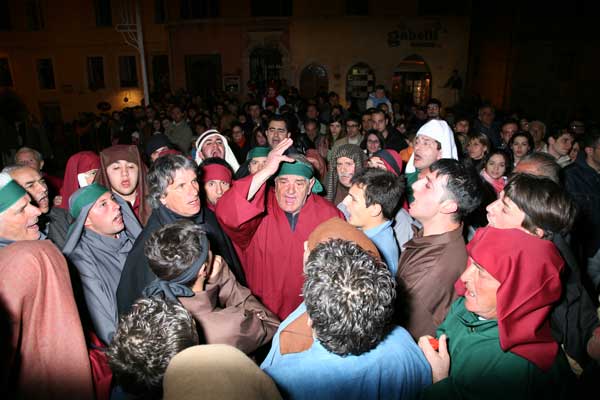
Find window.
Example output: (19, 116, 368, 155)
(25, 0, 44, 30)
(119, 56, 138, 87)
(180, 0, 219, 19)
(346, 0, 368, 16)
(251, 0, 292, 17)
(36, 58, 55, 90)
(87, 56, 105, 90)
(346, 63, 375, 108)
(152, 55, 170, 92)
(300, 64, 328, 99)
(155, 0, 166, 23)
(249, 47, 282, 96)
(0, 58, 13, 87)
(0, 0, 11, 31)
(94, 0, 112, 27)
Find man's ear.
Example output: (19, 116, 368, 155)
(369, 203, 383, 218)
(584, 146, 594, 157)
(159, 193, 168, 205)
(286, 132, 291, 138)
(84, 215, 93, 228)
(39, 160, 45, 171)
(533, 227, 545, 239)
(440, 198, 458, 215)
(548, 137, 556, 146)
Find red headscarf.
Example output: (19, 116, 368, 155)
(95, 145, 150, 225)
(455, 226, 564, 371)
(58, 151, 100, 210)
(201, 163, 233, 185)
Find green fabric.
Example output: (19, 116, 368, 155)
(69, 183, 109, 219)
(0, 180, 26, 213)
(405, 170, 420, 204)
(277, 162, 323, 193)
(247, 146, 270, 160)
(423, 297, 575, 400)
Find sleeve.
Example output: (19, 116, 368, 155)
(72, 255, 118, 344)
(215, 174, 268, 250)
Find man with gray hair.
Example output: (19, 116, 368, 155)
(116, 154, 244, 314)
(0, 171, 43, 247)
(512, 152, 561, 183)
(106, 296, 199, 399)
(261, 239, 431, 399)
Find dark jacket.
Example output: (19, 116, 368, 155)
(116, 204, 246, 314)
(383, 126, 408, 152)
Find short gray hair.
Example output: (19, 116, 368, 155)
(15, 147, 43, 162)
(105, 296, 198, 398)
(147, 154, 197, 209)
(304, 239, 396, 356)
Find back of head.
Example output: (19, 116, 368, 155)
(430, 159, 482, 222)
(514, 152, 560, 183)
(145, 220, 207, 281)
(504, 173, 575, 239)
(303, 239, 396, 356)
(106, 296, 199, 399)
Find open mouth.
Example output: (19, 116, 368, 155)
(113, 213, 124, 224)
(27, 221, 39, 231)
(188, 198, 200, 207)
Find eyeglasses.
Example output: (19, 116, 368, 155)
(346, 124, 359, 128)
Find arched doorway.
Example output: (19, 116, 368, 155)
(392, 55, 431, 106)
(299, 63, 328, 99)
(249, 47, 283, 97)
(346, 63, 375, 113)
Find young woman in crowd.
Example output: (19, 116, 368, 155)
(509, 131, 534, 167)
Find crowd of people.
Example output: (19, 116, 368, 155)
(1, 82, 600, 400)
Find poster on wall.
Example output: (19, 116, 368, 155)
(223, 75, 241, 93)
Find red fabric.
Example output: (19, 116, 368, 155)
(481, 170, 506, 195)
(202, 164, 233, 184)
(58, 151, 100, 209)
(455, 226, 564, 371)
(88, 331, 113, 400)
(378, 149, 403, 176)
(156, 148, 182, 159)
(216, 174, 343, 320)
(96, 145, 150, 225)
(0, 241, 94, 399)
(305, 149, 327, 182)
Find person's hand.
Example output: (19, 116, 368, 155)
(260, 138, 294, 177)
(207, 255, 224, 284)
(418, 334, 450, 383)
(53, 195, 62, 207)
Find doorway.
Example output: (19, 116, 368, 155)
(185, 54, 222, 102)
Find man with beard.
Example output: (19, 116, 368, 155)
(116, 154, 244, 314)
(63, 184, 142, 344)
(194, 129, 240, 172)
(325, 144, 366, 209)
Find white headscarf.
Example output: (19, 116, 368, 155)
(405, 119, 458, 173)
(194, 129, 240, 172)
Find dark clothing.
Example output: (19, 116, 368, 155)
(383, 127, 408, 152)
(564, 156, 600, 292)
(473, 119, 502, 149)
(230, 139, 252, 165)
(46, 207, 70, 249)
(551, 234, 600, 369)
(116, 205, 246, 314)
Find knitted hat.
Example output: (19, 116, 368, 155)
(372, 149, 403, 176)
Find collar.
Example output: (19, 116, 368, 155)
(404, 224, 463, 248)
(363, 220, 393, 237)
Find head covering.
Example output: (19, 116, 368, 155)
(58, 151, 100, 210)
(96, 145, 150, 225)
(163, 345, 282, 400)
(142, 232, 209, 302)
(247, 146, 270, 160)
(307, 217, 381, 261)
(0, 179, 27, 213)
(62, 183, 142, 256)
(144, 134, 172, 158)
(194, 129, 240, 172)
(372, 149, 403, 176)
(405, 119, 458, 173)
(277, 160, 323, 193)
(201, 163, 233, 184)
(325, 144, 366, 202)
(0, 241, 94, 399)
(455, 226, 564, 371)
